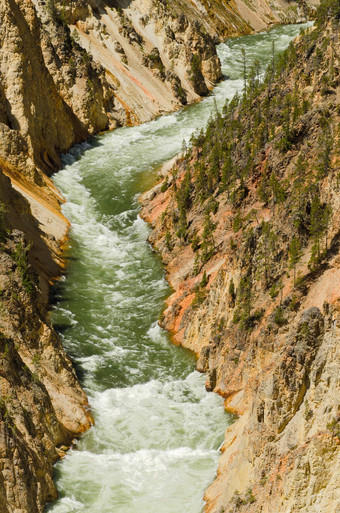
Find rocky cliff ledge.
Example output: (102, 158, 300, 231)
(141, 3, 339, 512)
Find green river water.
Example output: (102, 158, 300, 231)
(46, 23, 311, 513)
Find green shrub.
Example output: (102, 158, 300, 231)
(232, 212, 242, 233)
(274, 306, 286, 326)
(13, 242, 34, 295)
(0, 202, 8, 243)
(327, 417, 340, 439)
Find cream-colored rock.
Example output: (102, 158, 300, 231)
(0, 229, 92, 513)
(141, 13, 339, 513)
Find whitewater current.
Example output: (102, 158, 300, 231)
(46, 23, 311, 513)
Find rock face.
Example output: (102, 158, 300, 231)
(60, 0, 223, 123)
(141, 5, 339, 512)
(41, 0, 316, 126)
(0, 0, 320, 512)
(0, 0, 118, 297)
(0, 222, 93, 511)
(0, 0, 116, 173)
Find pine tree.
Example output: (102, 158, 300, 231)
(232, 212, 242, 232)
(255, 222, 277, 288)
(201, 270, 208, 288)
(165, 230, 172, 251)
(288, 236, 303, 285)
(269, 173, 286, 210)
(316, 126, 333, 179)
(200, 212, 216, 263)
(309, 195, 332, 266)
(229, 278, 236, 306)
(221, 153, 233, 194)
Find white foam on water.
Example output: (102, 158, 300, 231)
(78, 346, 129, 371)
(51, 444, 221, 513)
(147, 322, 170, 348)
(85, 372, 226, 452)
(47, 497, 86, 513)
(55, 307, 78, 326)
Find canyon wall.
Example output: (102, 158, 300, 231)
(0, 177, 93, 512)
(56, 0, 314, 124)
(141, 4, 339, 512)
(0, 0, 320, 512)
(0, 0, 316, 268)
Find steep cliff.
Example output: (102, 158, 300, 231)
(0, 183, 93, 512)
(141, 2, 339, 512)
(51, 0, 316, 126)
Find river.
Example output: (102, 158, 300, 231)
(46, 23, 310, 513)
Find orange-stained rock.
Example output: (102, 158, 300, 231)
(141, 14, 340, 513)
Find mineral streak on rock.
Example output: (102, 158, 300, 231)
(141, 5, 339, 512)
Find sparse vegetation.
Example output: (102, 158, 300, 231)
(0, 202, 8, 243)
(160, 0, 338, 335)
(13, 241, 35, 295)
(327, 417, 340, 440)
(230, 488, 256, 510)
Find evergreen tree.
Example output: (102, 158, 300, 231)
(309, 195, 332, 266)
(229, 278, 236, 306)
(269, 173, 286, 209)
(200, 212, 216, 263)
(288, 236, 303, 285)
(165, 230, 172, 251)
(316, 126, 333, 179)
(255, 222, 277, 287)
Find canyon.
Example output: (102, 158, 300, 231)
(1, 1, 338, 513)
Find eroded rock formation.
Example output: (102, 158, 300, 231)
(141, 5, 339, 512)
(0, 195, 92, 512)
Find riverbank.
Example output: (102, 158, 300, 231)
(140, 10, 340, 512)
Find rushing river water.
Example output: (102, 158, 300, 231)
(46, 23, 310, 513)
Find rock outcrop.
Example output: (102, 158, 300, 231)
(0, 0, 119, 268)
(60, 0, 316, 123)
(0, 200, 93, 512)
(141, 4, 339, 512)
